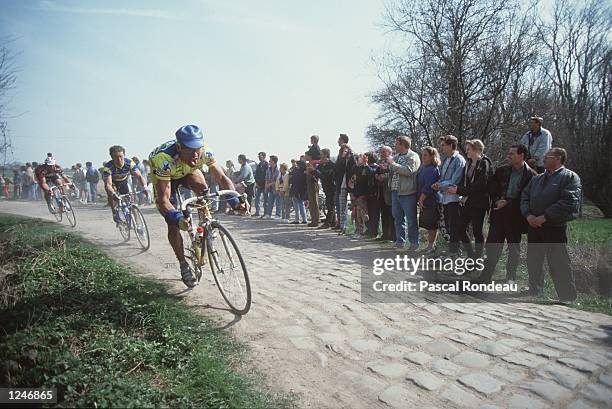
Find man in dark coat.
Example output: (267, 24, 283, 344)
(477, 144, 537, 284)
(520, 147, 582, 302)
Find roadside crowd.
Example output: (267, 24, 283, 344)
(0, 116, 582, 302)
(221, 117, 581, 302)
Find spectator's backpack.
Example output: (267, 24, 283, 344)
(86, 168, 100, 184)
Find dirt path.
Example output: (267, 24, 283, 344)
(1, 200, 611, 409)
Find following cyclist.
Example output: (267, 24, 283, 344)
(101, 145, 149, 224)
(149, 124, 245, 288)
(35, 156, 72, 213)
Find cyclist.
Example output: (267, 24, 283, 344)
(149, 124, 245, 288)
(102, 145, 149, 224)
(35, 157, 72, 213)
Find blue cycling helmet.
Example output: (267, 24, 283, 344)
(175, 125, 204, 149)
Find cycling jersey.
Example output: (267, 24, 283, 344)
(101, 158, 137, 183)
(35, 164, 64, 183)
(149, 140, 215, 182)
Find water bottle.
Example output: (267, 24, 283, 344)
(194, 226, 206, 265)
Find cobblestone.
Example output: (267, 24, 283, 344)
(581, 383, 612, 404)
(453, 351, 491, 368)
(507, 394, 548, 409)
(539, 363, 588, 389)
(439, 384, 482, 408)
(458, 373, 504, 396)
(404, 351, 432, 366)
(520, 380, 572, 402)
(475, 340, 513, 356)
(367, 361, 410, 378)
(502, 352, 548, 368)
(431, 359, 462, 376)
(406, 372, 444, 391)
(423, 339, 461, 358)
(558, 357, 600, 373)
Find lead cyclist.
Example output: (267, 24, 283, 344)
(149, 124, 246, 288)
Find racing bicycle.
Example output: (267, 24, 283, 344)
(48, 184, 77, 228)
(179, 189, 252, 315)
(112, 191, 151, 250)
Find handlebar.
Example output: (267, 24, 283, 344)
(180, 190, 246, 212)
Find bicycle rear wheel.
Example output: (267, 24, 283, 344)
(63, 197, 77, 227)
(207, 221, 251, 314)
(130, 205, 150, 250)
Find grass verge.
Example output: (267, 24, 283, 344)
(0, 214, 292, 408)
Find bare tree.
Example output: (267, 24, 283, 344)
(0, 37, 18, 175)
(373, 0, 538, 157)
(537, 0, 612, 216)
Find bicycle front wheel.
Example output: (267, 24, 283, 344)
(49, 201, 62, 222)
(207, 221, 251, 314)
(130, 205, 150, 250)
(63, 197, 77, 227)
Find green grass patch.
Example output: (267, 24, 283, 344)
(0, 214, 292, 408)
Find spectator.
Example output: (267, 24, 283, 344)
(364, 152, 381, 238)
(263, 155, 281, 219)
(85, 161, 100, 204)
(432, 135, 466, 256)
(225, 160, 237, 180)
(142, 159, 153, 204)
(31, 162, 41, 200)
(235, 154, 256, 207)
(519, 116, 552, 173)
(352, 152, 378, 237)
(253, 152, 268, 217)
(520, 147, 581, 302)
(333, 134, 350, 229)
(388, 135, 421, 250)
(290, 160, 308, 224)
(314, 148, 336, 229)
(12, 169, 22, 199)
(417, 147, 442, 254)
(24, 162, 35, 200)
(447, 139, 493, 258)
(335, 143, 356, 234)
(73, 163, 88, 204)
(131, 156, 147, 205)
(305, 152, 321, 227)
(375, 146, 395, 242)
(307, 135, 321, 160)
(478, 144, 537, 284)
(277, 163, 291, 223)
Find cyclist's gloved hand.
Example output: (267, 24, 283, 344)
(112, 192, 121, 201)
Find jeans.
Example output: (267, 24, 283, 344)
(254, 185, 267, 215)
(265, 190, 282, 217)
(282, 195, 292, 220)
(292, 197, 307, 222)
(324, 189, 335, 226)
(338, 187, 349, 229)
(391, 191, 418, 246)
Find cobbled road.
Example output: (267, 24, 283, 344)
(1, 200, 611, 409)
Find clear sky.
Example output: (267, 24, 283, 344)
(0, 0, 393, 168)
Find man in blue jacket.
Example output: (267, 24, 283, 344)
(520, 147, 581, 302)
(432, 135, 466, 256)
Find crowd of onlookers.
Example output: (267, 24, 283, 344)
(220, 117, 582, 302)
(0, 117, 583, 302)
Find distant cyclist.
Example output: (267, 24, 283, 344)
(149, 124, 245, 288)
(102, 145, 149, 224)
(35, 156, 72, 213)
